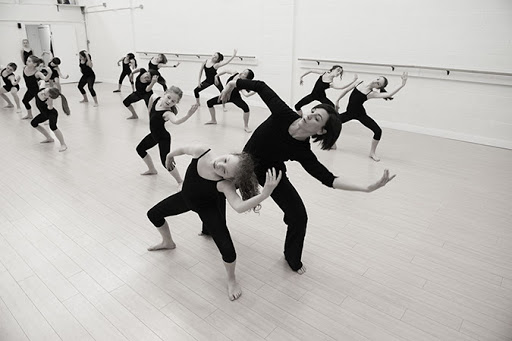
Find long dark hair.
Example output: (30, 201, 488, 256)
(311, 103, 342, 150)
(48, 87, 70, 115)
(231, 152, 261, 213)
(79, 50, 91, 60)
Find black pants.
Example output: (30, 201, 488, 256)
(339, 110, 382, 140)
(22, 87, 39, 109)
(78, 74, 96, 97)
(123, 91, 152, 107)
(118, 69, 133, 85)
(147, 191, 236, 263)
(194, 81, 223, 98)
(294, 93, 334, 111)
(206, 94, 249, 112)
(31, 110, 58, 131)
(136, 131, 170, 167)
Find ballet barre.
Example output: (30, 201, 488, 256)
(298, 58, 512, 77)
(137, 52, 257, 65)
(84, 4, 143, 14)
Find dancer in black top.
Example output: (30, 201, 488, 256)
(147, 144, 281, 300)
(147, 54, 180, 91)
(221, 79, 395, 274)
(30, 87, 70, 152)
(123, 68, 158, 119)
(20, 39, 33, 65)
(114, 53, 137, 93)
(47, 57, 69, 91)
(0, 63, 22, 112)
(335, 72, 408, 161)
(21, 56, 52, 120)
(295, 65, 358, 117)
(205, 69, 256, 132)
(193, 49, 237, 106)
(78, 50, 98, 106)
(136, 87, 199, 186)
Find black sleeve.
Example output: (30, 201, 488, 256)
(235, 79, 296, 117)
(297, 149, 336, 187)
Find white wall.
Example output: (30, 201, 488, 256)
(73, 0, 512, 148)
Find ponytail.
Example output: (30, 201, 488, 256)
(60, 94, 71, 115)
(379, 76, 393, 101)
(48, 87, 70, 115)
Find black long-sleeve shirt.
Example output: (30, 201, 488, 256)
(238, 79, 336, 188)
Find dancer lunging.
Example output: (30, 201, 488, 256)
(78, 50, 98, 106)
(147, 54, 179, 91)
(114, 53, 137, 92)
(123, 68, 158, 119)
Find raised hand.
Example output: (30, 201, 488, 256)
(262, 168, 282, 196)
(401, 72, 408, 85)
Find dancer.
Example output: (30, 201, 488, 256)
(193, 49, 238, 106)
(20, 39, 33, 65)
(47, 57, 69, 91)
(205, 68, 256, 132)
(136, 87, 199, 185)
(21, 56, 52, 120)
(295, 65, 359, 117)
(114, 53, 137, 92)
(123, 68, 158, 119)
(147, 54, 180, 91)
(0, 63, 22, 112)
(147, 144, 281, 300)
(220, 79, 395, 274)
(78, 50, 98, 106)
(335, 72, 408, 161)
(30, 87, 70, 152)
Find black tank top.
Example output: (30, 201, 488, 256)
(35, 91, 56, 115)
(181, 149, 225, 209)
(123, 58, 132, 73)
(23, 67, 39, 91)
(79, 61, 94, 76)
(226, 73, 240, 97)
(1, 69, 15, 87)
(135, 68, 151, 94)
(346, 82, 371, 114)
(49, 64, 59, 79)
(204, 65, 217, 82)
(148, 60, 159, 71)
(149, 97, 172, 138)
(23, 50, 33, 64)
(312, 74, 330, 96)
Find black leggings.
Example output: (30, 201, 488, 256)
(123, 92, 152, 107)
(31, 110, 58, 131)
(118, 69, 133, 85)
(207, 94, 249, 112)
(136, 132, 170, 167)
(147, 191, 236, 263)
(78, 74, 96, 97)
(294, 94, 334, 111)
(22, 88, 39, 110)
(194, 80, 223, 98)
(339, 111, 382, 140)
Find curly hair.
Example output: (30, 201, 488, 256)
(230, 152, 261, 213)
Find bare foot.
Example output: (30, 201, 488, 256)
(370, 154, 381, 162)
(141, 170, 158, 175)
(40, 138, 54, 143)
(127, 115, 138, 120)
(16, 108, 22, 113)
(79, 99, 88, 103)
(59, 145, 68, 152)
(4, 104, 14, 108)
(296, 265, 307, 275)
(223, 106, 228, 112)
(21, 115, 33, 120)
(93, 102, 98, 107)
(204, 120, 217, 125)
(147, 241, 176, 251)
(244, 127, 252, 133)
(330, 143, 337, 150)
(227, 280, 242, 301)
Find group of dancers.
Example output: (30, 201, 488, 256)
(0, 40, 406, 300)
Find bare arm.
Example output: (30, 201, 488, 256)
(38, 68, 52, 82)
(332, 169, 395, 192)
(241, 90, 256, 97)
(163, 104, 199, 125)
(367, 72, 408, 99)
(214, 69, 235, 86)
(55, 66, 69, 79)
(85, 53, 93, 68)
(46, 97, 54, 110)
(330, 74, 359, 90)
(198, 61, 206, 84)
(218, 168, 282, 213)
(145, 75, 158, 92)
(158, 62, 180, 68)
(299, 69, 324, 85)
(117, 57, 124, 66)
(214, 49, 237, 69)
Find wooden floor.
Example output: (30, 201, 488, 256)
(0, 82, 511, 341)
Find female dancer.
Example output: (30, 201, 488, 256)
(148, 144, 281, 300)
(0, 63, 22, 112)
(47, 57, 69, 91)
(123, 68, 158, 119)
(147, 54, 180, 91)
(114, 53, 137, 93)
(335, 72, 408, 161)
(221, 79, 395, 274)
(30, 87, 70, 152)
(193, 49, 238, 106)
(78, 50, 98, 106)
(295, 65, 358, 117)
(21, 56, 52, 120)
(205, 68, 256, 132)
(136, 87, 199, 185)
(20, 39, 33, 65)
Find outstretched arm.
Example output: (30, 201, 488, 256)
(335, 76, 359, 111)
(159, 62, 180, 68)
(215, 49, 237, 68)
(218, 168, 282, 213)
(214, 69, 234, 86)
(55, 66, 69, 79)
(197, 61, 206, 85)
(165, 144, 209, 170)
(368, 72, 408, 99)
(163, 104, 199, 125)
(330, 74, 358, 90)
(299, 69, 324, 85)
(332, 169, 396, 192)
(117, 57, 124, 66)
